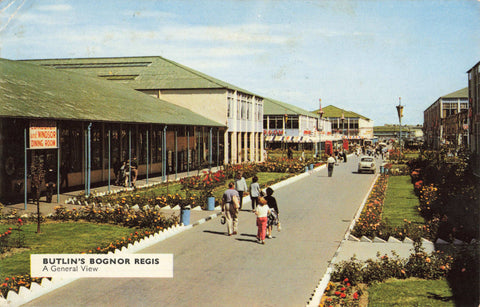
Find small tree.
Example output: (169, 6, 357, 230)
(31, 154, 45, 233)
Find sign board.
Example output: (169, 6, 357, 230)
(30, 120, 57, 149)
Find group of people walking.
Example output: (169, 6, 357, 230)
(221, 171, 280, 245)
(114, 157, 138, 188)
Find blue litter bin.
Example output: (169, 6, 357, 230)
(305, 166, 309, 173)
(380, 166, 384, 174)
(207, 196, 215, 211)
(181, 207, 191, 226)
(309, 164, 314, 170)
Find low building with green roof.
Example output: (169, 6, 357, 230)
(0, 58, 225, 202)
(263, 97, 334, 151)
(24, 56, 265, 164)
(311, 105, 374, 141)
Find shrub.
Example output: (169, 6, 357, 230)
(331, 243, 452, 285)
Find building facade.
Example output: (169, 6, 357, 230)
(314, 105, 374, 142)
(1, 58, 224, 203)
(374, 124, 424, 141)
(423, 88, 468, 149)
(467, 61, 480, 176)
(25, 56, 264, 165)
(262, 98, 333, 152)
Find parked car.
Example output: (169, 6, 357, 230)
(358, 156, 376, 174)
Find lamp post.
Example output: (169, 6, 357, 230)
(284, 111, 288, 152)
(396, 97, 404, 155)
(318, 99, 324, 158)
(341, 111, 345, 137)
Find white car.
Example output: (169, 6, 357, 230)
(358, 156, 376, 174)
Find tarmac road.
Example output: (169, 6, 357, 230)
(24, 156, 378, 307)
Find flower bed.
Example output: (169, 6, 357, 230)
(320, 278, 364, 307)
(351, 174, 388, 239)
(325, 243, 454, 304)
(351, 174, 438, 241)
(52, 205, 178, 229)
(1, 276, 49, 298)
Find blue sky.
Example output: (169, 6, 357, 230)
(1, 0, 479, 125)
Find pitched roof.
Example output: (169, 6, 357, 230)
(313, 105, 370, 121)
(23, 56, 259, 96)
(440, 87, 468, 99)
(0, 58, 224, 127)
(263, 97, 318, 117)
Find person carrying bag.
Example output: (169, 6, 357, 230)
(222, 182, 240, 236)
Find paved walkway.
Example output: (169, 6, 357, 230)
(18, 156, 384, 307)
(4, 156, 437, 306)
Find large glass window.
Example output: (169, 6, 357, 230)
(60, 122, 83, 172)
(91, 124, 102, 170)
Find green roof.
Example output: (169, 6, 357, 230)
(0, 58, 224, 127)
(440, 87, 468, 99)
(23, 56, 259, 96)
(263, 97, 318, 117)
(313, 105, 370, 121)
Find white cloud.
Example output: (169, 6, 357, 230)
(36, 4, 72, 12)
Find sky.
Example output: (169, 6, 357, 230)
(1, 0, 479, 126)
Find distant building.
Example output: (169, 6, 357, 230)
(313, 105, 374, 142)
(423, 88, 468, 149)
(374, 124, 423, 141)
(263, 98, 332, 151)
(467, 61, 480, 176)
(443, 110, 469, 147)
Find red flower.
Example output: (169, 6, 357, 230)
(344, 278, 349, 282)
(335, 291, 341, 296)
(341, 287, 346, 291)
(353, 292, 359, 300)
(340, 293, 346, 298)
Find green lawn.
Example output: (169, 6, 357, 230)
(0, 222, 134, 279)
(382, 175, 424, 227)
(368, 278, 454, 306)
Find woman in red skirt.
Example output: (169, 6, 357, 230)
(255, 196, 270, 244)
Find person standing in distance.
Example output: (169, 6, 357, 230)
(249, 175, 261, 212)
(327, 154, 336, 177)
(222, 182, 240, 236)
(234, 171, 247, 210)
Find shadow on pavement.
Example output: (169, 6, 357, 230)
(203, 230, 227, 236)
(236, 238, 258, 244)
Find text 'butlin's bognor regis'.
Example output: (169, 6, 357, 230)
(42, 257, 161, 265)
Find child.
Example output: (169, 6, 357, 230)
(265, 187, 279, 238)
(254, 195, 270, 244)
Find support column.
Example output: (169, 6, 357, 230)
(260, 132, 265, 162)
(244, 132, 248, 162)
(232, 131, 238, 164)
(237, 132, 242, 163)
(224, 130, 229, 165)
(253, 132, 258, 162)
(250, 132, 255, 162)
